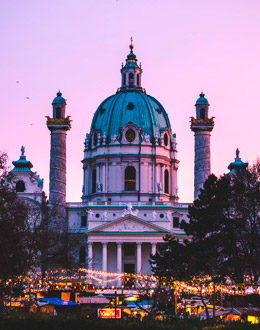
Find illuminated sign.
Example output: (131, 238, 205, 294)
(98, 308, 121, 318)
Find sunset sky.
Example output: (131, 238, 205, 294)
(1, 0, 260, 202)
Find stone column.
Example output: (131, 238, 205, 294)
(97, 164, 100, 182)
(102, 242, 108, 273)
(117, 243, 122, 274)
(117, 243, 122, 287)
(151, 243, 157, 255)
(88, 243, 93, 269)
(102, 163, 106, 192)
(136, 243, 142, 274)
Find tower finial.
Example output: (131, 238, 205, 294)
(130, 36, 134, 52)
(21, 146, 25, 156)
(236, 148, 240, 159)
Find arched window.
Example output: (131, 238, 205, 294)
(16, 180, 25, 192)
(137, 74, 140, 86)
(200, 108, 205, 120)
(92, 169, 96, 193)
(123, 74, 126, 86)
(93, 132, 98, 146)
(56, 107, 61, 119)
(125, 166, 136, 191)
(129, 73, 134, 87)
(79, 247, 85, 263)
(164, 170, 169, 194)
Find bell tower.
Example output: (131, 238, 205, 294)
(47, 91, 71, 227)
(190, 92, 214, 200)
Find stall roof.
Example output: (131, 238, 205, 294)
(37, 298, 78, 306)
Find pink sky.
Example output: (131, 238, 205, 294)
(1, 0, 260, 203)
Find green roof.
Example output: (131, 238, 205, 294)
(195, 92, 209, 105)
(10, 155, 33, 173)
(228, 149, 248, 174)
(91, 91, 172, 143)
(52, 91, 66, 105)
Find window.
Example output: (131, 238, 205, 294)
(164, 169, 169, 194)
(93, 132, 98, 146)
(200, 108, 206, 120)
(125, 128, 136, 142)
(173, 217, 179, 228)
(81, 216, 87, 227)
(79, 247, 86, 263)
(95, 213, 100, 218)
(137, 74, 140, 86)
(56, 107, 61, 119)
(123, 74, 126, 85)
(125, 166, 136, 191)
(92, 169, 96, 193)
(129, 73, 134, 87)
(16, 180, 25, 192)
(160, 213, 164, 218)
(164, 133, 168, 146)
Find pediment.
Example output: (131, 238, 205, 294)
(87, 215, 170, 234)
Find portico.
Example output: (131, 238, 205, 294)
(86, 214, 174, 275)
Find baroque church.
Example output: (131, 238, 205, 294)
(10, 41, 223, 275)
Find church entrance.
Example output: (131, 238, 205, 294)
(123, 243, 136, 274)
(124, 263, 135, 274)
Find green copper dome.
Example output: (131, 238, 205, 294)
(52, 91, 66, 105)
(10, 146, 33, 173)
(90, 91, 172, 143)
(195, 92, 209, 105)
(228, 149, 248, 174)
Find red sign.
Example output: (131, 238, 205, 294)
(98, 308, 121, 319)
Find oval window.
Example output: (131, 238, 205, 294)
(164, 133, 168, 146)
(125, 129, 136, 143)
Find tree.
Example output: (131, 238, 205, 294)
(0, 152, 31, 279)
(230, 162, 260, 282)
(150, 164, 260, 317)
(0, 152, 73, 280)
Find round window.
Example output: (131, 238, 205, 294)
(125, 129, 136, 143)
(164, 133, 168, 147)
(93, 133, 98, 146)
(95, 213, 100, 218)
(160, 213, 164, 218)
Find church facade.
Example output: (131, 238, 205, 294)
(10, 41, 216, 275)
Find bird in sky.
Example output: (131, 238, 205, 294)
(16, 81, 19, 83)
(26, 97, 30, 99)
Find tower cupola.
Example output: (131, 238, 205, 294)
(52, 91, 66, 119)
(195, 92, 209, 120)
(191, 92, 215, 200)
(228, 149, 248, 174)
(120, 38, 144, 92)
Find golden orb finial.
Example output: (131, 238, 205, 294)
(129, 36, 134, 51)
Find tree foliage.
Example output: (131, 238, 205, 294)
(0, 152, 72, 280)
(151, 161, 260, 284)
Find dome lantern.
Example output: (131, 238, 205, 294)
(120, 38, 144, 92)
